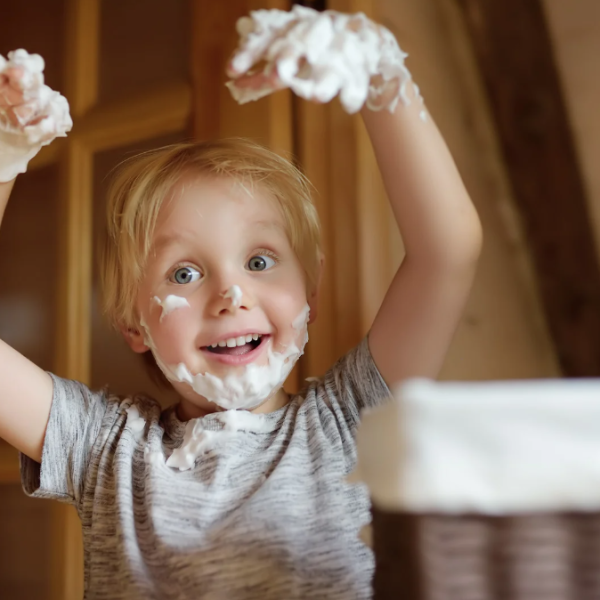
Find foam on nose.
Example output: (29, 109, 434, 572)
(222, 285, 243, 308)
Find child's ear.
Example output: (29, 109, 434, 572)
(119, 324, 150, 354)
(308, 254, 325, 325)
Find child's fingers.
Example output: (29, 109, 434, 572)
(227, 49, 262, 79)
(231, 69, 283, 91)
(0, 67, 29, 107)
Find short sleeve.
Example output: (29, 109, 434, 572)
(323, 337, 392, 427)
(20, 373, 109, 507)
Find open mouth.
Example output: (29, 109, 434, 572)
(202, 334, 268, 357)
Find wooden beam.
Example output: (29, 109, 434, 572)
(64, 0, 99, 117)
(75, 83, 192, 151)
(51, 2, 100, 599)
(456, 0, 600, 376)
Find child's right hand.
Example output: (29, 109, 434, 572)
(0, 50, 73, 183)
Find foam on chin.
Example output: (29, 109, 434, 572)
(140, 303, 311, 411)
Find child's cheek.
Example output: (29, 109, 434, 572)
(145, 303, 194, 365)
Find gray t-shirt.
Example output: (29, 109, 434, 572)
(21, 339, 391, 599)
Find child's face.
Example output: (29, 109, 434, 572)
(131, 174, 312, 416)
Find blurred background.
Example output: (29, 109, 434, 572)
(1, 0, 599, 597)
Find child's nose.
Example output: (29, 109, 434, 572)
(210, 284, 256, 316)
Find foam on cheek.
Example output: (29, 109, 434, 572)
(153, 294, 190, 321)
(222, 285, 243, 308)
(171, 303, 311, 411)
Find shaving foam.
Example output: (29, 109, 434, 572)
(144, 447, 165, 467)
(153, 295, 190, 321)
(166, 420, 222, 470)
(227, 6, 425, 117)
(140, 303, 311, 411)
(166, 408, 271, 471)
(222, 285, 243, 308)
(125, 405, 146, 442)
(0, 49, 73, 182)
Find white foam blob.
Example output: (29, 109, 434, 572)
(153, 295, 190, 321)
(166, 409, 271, 471)
(140, 303, 311, 412)
(125, 405, 146, 441)
(0, 49, 73, 182)
(166, 420, 221, 471)
(144, 447, 165, 467)
(215, 408, 271, 433)
(227, 6, 426, 118)
(222, 284, 243, 308)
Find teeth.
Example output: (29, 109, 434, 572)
(209, 334, 262, 349)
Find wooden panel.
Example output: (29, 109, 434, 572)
(191, 0, 292, 152)
(0, 441, 19, 484)
(456, 0, 600, 376)
(0, 0, 67, 91)
(64, 0, 99, 116)
(0, 485, 54, 600)
(75, 83, 192, 151)
(543, 1, 600, 273)
(91, 132, 188, 404)
(99, 0, 190, 104)
(0, 166, 60, 370)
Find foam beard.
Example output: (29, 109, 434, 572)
(140, 303, 310, 411)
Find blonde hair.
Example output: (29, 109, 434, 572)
(100, 138, 322, 331)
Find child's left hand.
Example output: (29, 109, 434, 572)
(226, 6, 419, 115)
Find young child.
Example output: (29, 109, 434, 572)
(0, 8, 481, 600)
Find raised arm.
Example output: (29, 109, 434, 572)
(0, 50, 72, 462)
(362, 85, 482, 384)
(226, 7, 482, 385)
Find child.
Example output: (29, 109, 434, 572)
(0, 7, 481, 600)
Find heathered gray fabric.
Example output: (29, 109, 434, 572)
(21, 338, 391, 600)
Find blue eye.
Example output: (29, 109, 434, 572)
(247, 255, 276, 272)
(170, 266, 201, 284)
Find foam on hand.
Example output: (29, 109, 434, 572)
(0, 49, 73, 182)
(227, 6, 425, 117)
(222, 285, 243, 308)
(153, 295, 190, 321)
